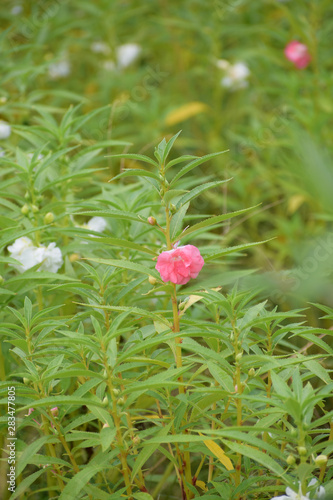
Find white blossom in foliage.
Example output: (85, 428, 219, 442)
(116, 43, 141, 68)
(86, 217, 107, 233)
(48, 60, 71, 79)
(11, 5, 23, 15)
(91, 41, 110, 54)
(0, 121, 11, 139)
(217, 60, 250, 90)
(270, 479, 325, 500)
(8, 237, 63, 273)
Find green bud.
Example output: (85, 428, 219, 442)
(286, 455, 296, 466)
(170, 203, 177, 214)
(290, 427, 297, 437)
(31, 205, 39, 213)
(0, 275, 4, 285)
(118, 397, 125, 407)
(102, 422, 110, 429)
(102, 396, 108, 406)
(236, 352, 243, 362)
(297, 446, 307, 456)
(21, 204, 29, 215)
(148, 275, 157, 286)
(24, 191, 30, 200)
(43, 212, 54, 224)
(315, 454, 328, 467)
(23, 377, 29, 385)
(112, 388, 120, 397)
(248, 368, 255, 378)
(36, 195, 44, 203)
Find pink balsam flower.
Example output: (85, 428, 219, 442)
(284, 41, 311, 69)
(155, 245, 204, 285)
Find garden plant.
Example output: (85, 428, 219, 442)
(0, 1, 332, 500)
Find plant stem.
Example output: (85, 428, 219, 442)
(164, 204, 193, 499)
(231, 316, 243, 497)
(102, 350, 133, 499)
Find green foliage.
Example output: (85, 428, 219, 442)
(0, 2, 332, 500)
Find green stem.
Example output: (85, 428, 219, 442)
(164, 204, 192, 499)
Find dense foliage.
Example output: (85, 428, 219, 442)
(0, 1, 332, 499)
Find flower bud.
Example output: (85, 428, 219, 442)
(23, 377, 29, 385)
(315, 455, 328, 467)
(102, 396, 108, 406)
(69, 253, 80, 263)
(31, 204, 39, 213)
(102, 422, 110, 429)
(43, 212, 54, 224)
(50, 407, 58, 417)
(236, 352, 243, 362)
(148, 275, 157, 286)
(21, 204, 29, 215)
(297, 446, 307, 456)
(290, 427, 297, 437)
(117, 397, 125, 407)
(132, 435, 140, 446)
(24, 191, 30, 200)
(248, 368, 255, 378)
(148, 216, 156, 226)
(170, 203, 177, 214)
(286, 455, 296, 466)
(112, 388, 120, 397)
(0, 275, 4, 285)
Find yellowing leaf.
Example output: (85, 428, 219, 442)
(164, 101, 208, 126)
(288, 194, 306, 214)
(200, 435, 234, 471)
(196, 480, 207, 492)
(180, 287, 222, 316)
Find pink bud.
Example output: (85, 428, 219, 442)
(26, 408, 34, 416)
(284, 41, 311, 69)
(155, 245, 204, 285)
(50, 407, 58, 416)
(148, 216, 156, 225)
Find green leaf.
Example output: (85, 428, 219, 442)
(105, 153, 158, 167)
(176, 179, 232, 209)
(173, 205, 259, 242)
(131, 422, 173, 481)
(80, 236, 157, 256)
(162, 130, 182, 163)
(100, 426, 117, 452)
(86, 258, 159, 279)
(304, 360, 331, 384)
(20, 396, 105, 412)
(170, 202, 190, 240)
(109, 168, 160, 182)
(16, 436, 50, 476)
(222, 440, 284, 476)
(70, 209, 150, 225)
(165, 154, 199, 171)
(204, 240, 273, 262)
(170, 150, 228, 185)
(9, 469, 45, 500)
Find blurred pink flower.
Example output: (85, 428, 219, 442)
(155, 245, 204, 285)
(284, 41, 311, 69)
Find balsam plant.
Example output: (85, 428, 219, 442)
(0, 131, 332, 500)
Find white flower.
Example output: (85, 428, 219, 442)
(0, 121, 11, 139)
(11, 5, 23, 15)
(86, 217, 107, 233)
(91, 41, 110, 54)
(116, 43, 141, 68)
(271, 479, 325, 500)
(8, 237, 63, 273)
(48, 60, 71, 79)
(35, 243, 63, 273)
(219, 61, 250, 90)
(103, 60, 116, 72)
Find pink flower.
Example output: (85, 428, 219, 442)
(284, 41, 311, 69)
(155, 245, 204, 285)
